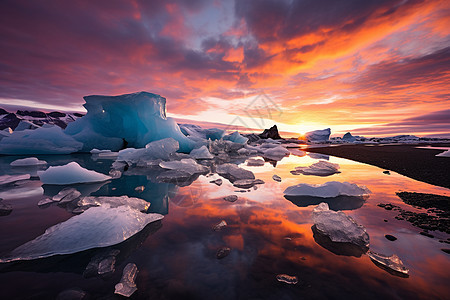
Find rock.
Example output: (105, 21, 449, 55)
(115, 263, 138, 297)
(385, 234, 397, 241)
(216, 163, 255, 182)
(383, 170, 390, 175)
(259, 125, 282, 139)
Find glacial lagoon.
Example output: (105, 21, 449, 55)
(0, 153, 449, 299)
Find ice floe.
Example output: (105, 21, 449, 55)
(116, 138, 179, 166)
(0, 205, 163, 262)
(159, 158, 209, 175)
(284, 181, 370, 198)
(291, 161, 340, 176)
(38, 162, 111, 185)
(216, 163, 255, 182)
(77, 196, 150, 212)
(10, 157, 47, 166)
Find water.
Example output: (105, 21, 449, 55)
(0, 153, 449, 299)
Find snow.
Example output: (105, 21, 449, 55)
(65, 91, 195, 152)
(190, 145, 214, 159)
(116, 138, 179, 165)
(38, 162, 111, 185)
(305, 128, 331, 142)
(223, 131, 249, 144)
(312, 202, 369, 248)
(291, 161, 340, 176)
(284, 181, 370, 198)
(10, 157, 47, 166)
(436, 150, 450, 157)
(159, 158, 209, 175)
(0, 125, 83, 155)
(0, 205, 164, 262)
(216, 163, 255, 182)
(367, 251, 409, 276)
(0, 174, 30, 185)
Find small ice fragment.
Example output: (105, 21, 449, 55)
(38, 162, 111, 185)
(56, 288, 88, 300)
(216, 163, 255, 182)
(272, 174, 282, 182)
(52, 187, 81, 203)
(246, 158, 265, 166)
(115, 263, 138, 297)
(233, 179, 256, 189)
(159, 158, 209, 175)
(0, 174, 30, 185)
(216, 247, 231, 259)
(0, 200, 12, 216)
(291, 161, 340, 176)
(135, 186, 145, 192)
(212, 220, 227, 231)
(224, 195, 238, 202)
(253, 179, 265, 185)
(368, 251, 409, 276)
(109, 169, 122, 179)
(190, 145, 214, 159)
(210, 178, 223, 186)
(77, 196, 150, 212)
(38, 197, 54, 206)
(10, 157, 47, 166)
(84, 249, 120, 278)
(284, 181, 370, 198)
(276, 274, 298, 285)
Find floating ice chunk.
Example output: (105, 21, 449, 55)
(216, 247, 231, 259)
(305, 128, 331, 142)
(436, 150, 450, 157)
(224, 195, 238, 202)
(190, 145, 214, 159)
(342, 132, 356, 142)
(223, 131, 248, 144)
(368, 251, 409, 276)
(0, 205, 163, 262)
(246, 158, 265, 166)
(261, 145, 290, 160)
(0, 127, 13, 141)
(289, 148, 306, 156)
(216, 163, 255, 182)
(312, 203, 369, 248)
(65, 92, 195, 152)
(210, 178, 223, 186)
(159, 158, 209, 175)
(52, 187, 81, 203)
(291, 161, 340, 176)
(0, 174, 30, 185)
(0, 125, 83, 155)
(233, 179, 264, 189)
(115, 263, 138, 297)
(212, 220, 227, 231)
(37, 197, 54, 206)
(116, 138, 179, 165)
(284, 181, 370, 198)
(10, 157, 47, 166)
(77, 196, 150, 212)
(276, 274, 298, 285)
(208, 139, 243, 154)
(38, 162, 111, 185)
(0, 200, 13, 216)
(272, 175, 282, 182)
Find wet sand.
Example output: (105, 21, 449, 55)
(306, 143, 450, 189)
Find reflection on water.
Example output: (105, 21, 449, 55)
(0, 153, 449, 299)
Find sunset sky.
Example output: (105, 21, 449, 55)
(0, 0, 449, 137)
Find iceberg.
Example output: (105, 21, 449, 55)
(159, 158, 209, 175)
(38, 162, 111, 185)
(216, 163, 255, 182)
(436, 150, 450, 157)
(223, 131, 249, 144)
(305, 128, 331, 142)
(65, 92, 195, 152)
(190, 145, 214, 159)
(291, 161, 340, 176)
(342, 132, 356, 142)
(115, 138, 179, 166)
(0, 125, 83, 155)
(367, 251, 409, 277)
(179, 124, 225, 141)
(312, 203, 369, 249)
(284, 181, 370, 198)
(115, 263, 138, 297)
(0, 205, 163, 262)
(10, 157, 47, 166)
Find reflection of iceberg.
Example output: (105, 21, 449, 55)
(285, 195, 365, 211)
(0, 205, 163, 263)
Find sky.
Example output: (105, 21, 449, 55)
(0, 0, 449, 137)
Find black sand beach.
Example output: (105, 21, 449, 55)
(306, 143, 450, 189)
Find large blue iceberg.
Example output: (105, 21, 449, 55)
(65, 92, 195, 152)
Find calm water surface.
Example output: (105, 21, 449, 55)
(0, 153, 449, 299)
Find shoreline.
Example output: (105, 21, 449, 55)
(305, 143, 450, 189)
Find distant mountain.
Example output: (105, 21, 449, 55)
(0, 108, 84, 130)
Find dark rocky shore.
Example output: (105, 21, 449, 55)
(306, 143, 450, 189)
